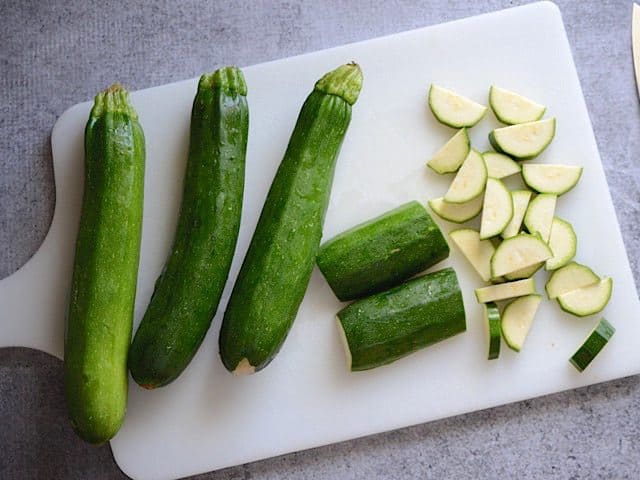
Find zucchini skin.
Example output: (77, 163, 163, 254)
(337, 267, 466, 371)
(219, 63, 363, 374)
(316, 201, 449, 301)
(64, 85, 145, 444)
(128, 67, 249, 388)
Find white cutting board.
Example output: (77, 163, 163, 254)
(1, 2, 639, 479)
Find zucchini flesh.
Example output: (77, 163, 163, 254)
(570, 318, 615, 372)
(427, 128, 470, 174)
(501, 294, 542, 352)
(64, 85, 145, 444)
(428, 195, 483, 223)
(488, 86, 546, 125)
(316, 201, 449, 301)
(475, 278, 536, 303)
(337, 268, 466, 371)
(219, 63, 363, 374)
(449, 228, 495, 282)
(557, 277, 613, 317)
(485, 302, 501, 360)
(545, 262, 599, 299)
(129, 67, 249, 388)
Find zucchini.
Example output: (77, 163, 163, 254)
(482, 151, 521, 179)
(475, 278, 537, 303)
(428, 195, 483, 223)
(449, 228, 496, 282)
(489, 118, 556, 160)
(522, 164, 582, 195)
(501, 294, 542, 352)
(523, 193, 557, 243)
(480, 178, 513, 239)
(337, 268, 466, 371)
(503, 262, 543, 281)
(64, 85, 145, 444)
(545, 262, 599, 299)
(444, 149, 487, 204)
(485, 302, 501, 360)
(488, 86, 546, 125)
(490, 233, 552, 278)
(428, 85, 487, 128)
(219, 63, 363, 374)
(316, 201, 449, 301)
(545, 217, 576, 271)
(570, 318, 615, 372)
(129, 67, 249, 388)
(427, 128, 470, 174)
(501, 190, 532, 239)
(557, 277, 613, 317)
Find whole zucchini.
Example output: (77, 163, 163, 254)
(64, 85, 145, 444)
(219, 63, 363, 374)
(129, 67, 249, 388)
(337, 267, 466, 371)
(316, 201, 449, 301)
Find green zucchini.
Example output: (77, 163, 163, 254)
(128, 67, 249, 388)
(570, 318, 615, 372)
(316, 201, 449, 301)
(64, 85, 145, 444)
(336, 267, 466, 371)
(219, 63, 363, 374)
(484, 302, 501, 360)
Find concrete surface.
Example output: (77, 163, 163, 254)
(1, 1, 639, 479)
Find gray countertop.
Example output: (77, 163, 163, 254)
(1, 1, 639, 478)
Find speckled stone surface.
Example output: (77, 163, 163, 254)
(1, 1, 639, 479)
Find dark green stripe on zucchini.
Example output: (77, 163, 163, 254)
(219, 63, 363, 375)
(337, 267, 466, 371)
(128, 67, 249, 388)
(317, 201, 449, 301)
(64, 85, 145, 444)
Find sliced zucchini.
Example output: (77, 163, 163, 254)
(501, 294, 542, 352)
(522, 164, 583, 195)
(489, 118, 556, 160)
(570, 318, 615, 372)
(480, 178, 513, 239)
(482, 152, 521, 179)
(545, 262, 599, 299)
(545, 217, 576, 271)
(449, 228, 495, 282)
(427, 128, 470, 174)
(490, 233, 552, 278)
(485, 302, 501, 360)
(557, 277, 613, 317)
(444, 149, 487, 204)
(475, 278, 537, 303)
(489, 86, 546, 125)
(428, 84, 488, 128)
(504, 262, 543, 281)
(428, 195, 483, 223)
(501, 190, 532, 239)
(523, 193, 556, 243)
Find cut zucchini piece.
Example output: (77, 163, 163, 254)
(485, 302, 501, 360)
(489, 86, 546, 125)
(545, 262, 600, 299)
(490, 233, 552, 278)
(489, 118, 556, 160)
(482, 152, 521, 179)
(522, 164, 583, 195)
(427, 128, 470, 174)
(501, 190, 532, 239)
(545, 217, 576, 270)
(523, 193, 556, 243)
(570, 318, 615, 372)
(504, 262, 543, 281)
(449, 228, 495, 282)
(501, 294, 542, 352)
(480, 178, 513, 239)
(444, 149, 487, 204)
(475, 278, 537, 303)
(428, 195, 483, 223)
(557, 277, 613, 317)
(428, 84, 488, 128)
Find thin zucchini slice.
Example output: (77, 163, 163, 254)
(545, 262, 600, 299)
(427, 128, 470, 174)
(428, 195, 484, 223)
(428, 84, 488, 128)
(475, 278, 537, 303)
(545, 217, 577, 271)
(489, 118, 556, 160)
(501, 294, 542, 352)
(485, 302, 501, 360)
(504, 262, 543, 281)
(569, 318, 615, 372)
(522, 164, 583, 195)
(444, 149, 487, 204)
(483, 151, 521, 179)
(449, 228, 496, 282)
(501, 190, 532, 239)
(557, 277, 613, 317)
(489, 86, 546, 125)
(490, 233, 552, 278)
(523, 193, 556, 243)
(480, 178, 513, 239)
